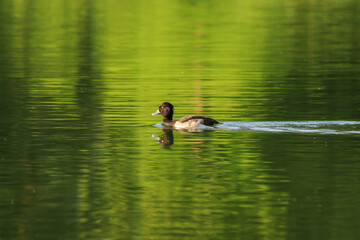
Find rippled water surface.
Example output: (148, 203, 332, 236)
(1, 0, 360, 239)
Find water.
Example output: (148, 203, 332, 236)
(1, 0, 360, 239)
(154, 121, 360, 134)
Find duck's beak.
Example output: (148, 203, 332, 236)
(151, 109, 160, 116)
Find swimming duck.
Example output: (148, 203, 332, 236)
(151, 102, 219, 128)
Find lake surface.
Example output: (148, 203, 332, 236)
(1, 0, 360, 239)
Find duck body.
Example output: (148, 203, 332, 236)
(151, 102, 219, 128)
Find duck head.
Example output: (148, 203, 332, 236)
(151, 102, 174, 120)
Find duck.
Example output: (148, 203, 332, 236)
(151, 102, 219, 128)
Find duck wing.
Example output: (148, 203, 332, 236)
(176, 115, 199, 123)
(176, 115, 219, 126)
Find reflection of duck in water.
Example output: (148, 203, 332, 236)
(152, 128, 174, 148)
(151, 102, 219, 128)
(152, 127, 213, 148)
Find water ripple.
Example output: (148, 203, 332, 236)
(218, 121, 360, 134)
(154, 121, 360, 135)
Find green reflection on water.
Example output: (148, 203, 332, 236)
(0, 0, 360, 239)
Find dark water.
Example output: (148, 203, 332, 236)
(1, 0, 360, 239)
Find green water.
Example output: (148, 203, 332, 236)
(1, 0, 360, 239)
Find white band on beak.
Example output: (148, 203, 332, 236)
(151, 109, 161, 116)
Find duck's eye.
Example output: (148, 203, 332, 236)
(161, 106, 164, 109)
